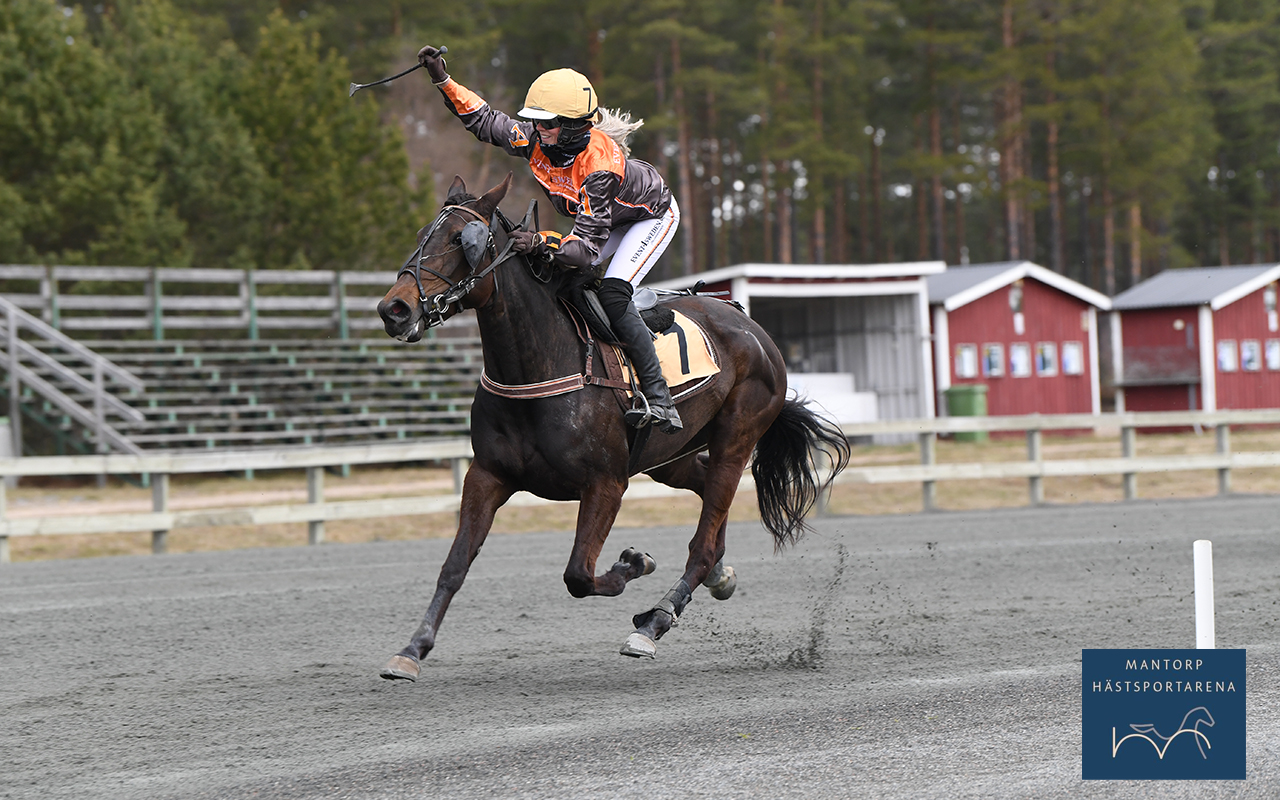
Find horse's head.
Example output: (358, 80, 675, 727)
(377, 173, 513, 342)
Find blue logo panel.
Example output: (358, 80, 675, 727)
(1082, 649, 1245, 780)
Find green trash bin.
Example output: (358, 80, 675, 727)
(944, 384, 988, 442)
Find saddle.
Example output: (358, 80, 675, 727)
(562, 281, 675, 343)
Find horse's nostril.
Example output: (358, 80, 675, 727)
(388, 300, 409, 320)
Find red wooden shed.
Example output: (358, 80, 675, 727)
(1111, 264, 1280, 412)
(927, 261, 1111, 416)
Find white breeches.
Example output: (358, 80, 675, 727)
(594, 199, 681, 286)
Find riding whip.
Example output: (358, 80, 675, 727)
(349, 46, 447, 97)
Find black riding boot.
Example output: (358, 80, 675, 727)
(597, 278, 683, 434)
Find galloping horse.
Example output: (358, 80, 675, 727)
(375, 174, 850, 679)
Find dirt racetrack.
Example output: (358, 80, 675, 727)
(3, 496, 1278, 799)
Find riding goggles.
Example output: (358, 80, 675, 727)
(535, 116, 591, 132)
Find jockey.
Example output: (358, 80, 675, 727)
(417, 45, 683, 435)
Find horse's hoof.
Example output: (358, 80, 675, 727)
(706, 563, 737, 601)
(619, 548, 657, 576)
(379, 654, 420, 681)
(619, 632, 657, 659)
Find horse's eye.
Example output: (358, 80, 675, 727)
(451, 233, 463, 245)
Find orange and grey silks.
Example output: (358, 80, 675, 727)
(435, 78, 672, 275)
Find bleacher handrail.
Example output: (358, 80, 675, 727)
(0, 296, 144, 390)
(1, 296, 147, 455)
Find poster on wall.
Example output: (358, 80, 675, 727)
(1062, 341, 1084, 375)
(1010, 343, 1031, 377)
(1218, 340, 1238, 372)
(1241, 340, 1262, 372)
(982, 344, 1005, 377)
(1035, 342, 1058, 376)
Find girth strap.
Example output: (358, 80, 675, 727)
(479, 300, 631, 400)
(480, 371, 586, 399)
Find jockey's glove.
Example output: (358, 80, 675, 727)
(510, 230, 562, 258)
(417, 45, 450, 84)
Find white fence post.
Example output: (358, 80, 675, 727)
(307, 466, 325, 545)
(919, 432, 937, 511)
(1216, 423, 1231, 495)
(452, 457, 470, 495)
(0, 479, 8, 563)
(1121, 425, 1137, 501)
(151, 473, 169, 554)
(1026, 428, 1043, 505)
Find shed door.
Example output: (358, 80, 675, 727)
(751, 295, 924, 420)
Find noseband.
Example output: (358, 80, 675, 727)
(398, 202, 523, 329)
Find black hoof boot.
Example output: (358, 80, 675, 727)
(618, 547, 657, 577)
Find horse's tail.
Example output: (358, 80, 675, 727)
(751, 398, 852, 550)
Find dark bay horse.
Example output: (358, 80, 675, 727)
(375, 174, 850, 679)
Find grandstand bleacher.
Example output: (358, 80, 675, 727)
(22, 337, 483, 455)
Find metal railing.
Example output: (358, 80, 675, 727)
(0, 296, 145, 457)
(2, 409, 1279, 563)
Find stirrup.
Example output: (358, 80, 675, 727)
(624, 394, 654, 429)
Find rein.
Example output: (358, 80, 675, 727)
(397, 201, 525, 329)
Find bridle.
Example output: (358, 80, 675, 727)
(397, 201, 527, 329)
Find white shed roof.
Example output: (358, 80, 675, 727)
(927, 261, 1111, 312)
(647, 261, 946, 293)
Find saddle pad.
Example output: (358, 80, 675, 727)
(612, 310, 720, 398)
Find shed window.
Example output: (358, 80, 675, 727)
(982, 344, 1004, 377)
(1217, 340, 1238, 372)
(1062, 341, 1084, 375)
(1242, 340, 1262, 371)
(1010, 343, 1031, 377)
(1267, 340, 1280, 370)
(954, 344, 978, 379)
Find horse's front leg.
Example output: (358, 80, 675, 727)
(562, 479, 656, 598)
(380, 464, 514, 681)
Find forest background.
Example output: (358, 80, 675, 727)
(3, 0, 1279, 292)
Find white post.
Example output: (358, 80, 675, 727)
(1121, 425, 1137, 500)
(0, 479, 8, 564)
(151, 473, 169, 554)
(919, 432, 937, 512)
(1216, 424, 1231, 495)
(307, 466, 325, 545)
(1026, 428, 1043, 505)
(1194, 539, 1215, 649)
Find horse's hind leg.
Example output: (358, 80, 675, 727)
(381, 464, 514, 681)
(644, 453, 736, 599)
(621, 449, 749, 658)
(704, 522, 736, 600)
(562, 479, 656, 598)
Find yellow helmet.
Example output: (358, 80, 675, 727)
(518, 69, 600, 123)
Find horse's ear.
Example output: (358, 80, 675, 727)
(447, 175, 467, 199)
(475, 172, 513, 220)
